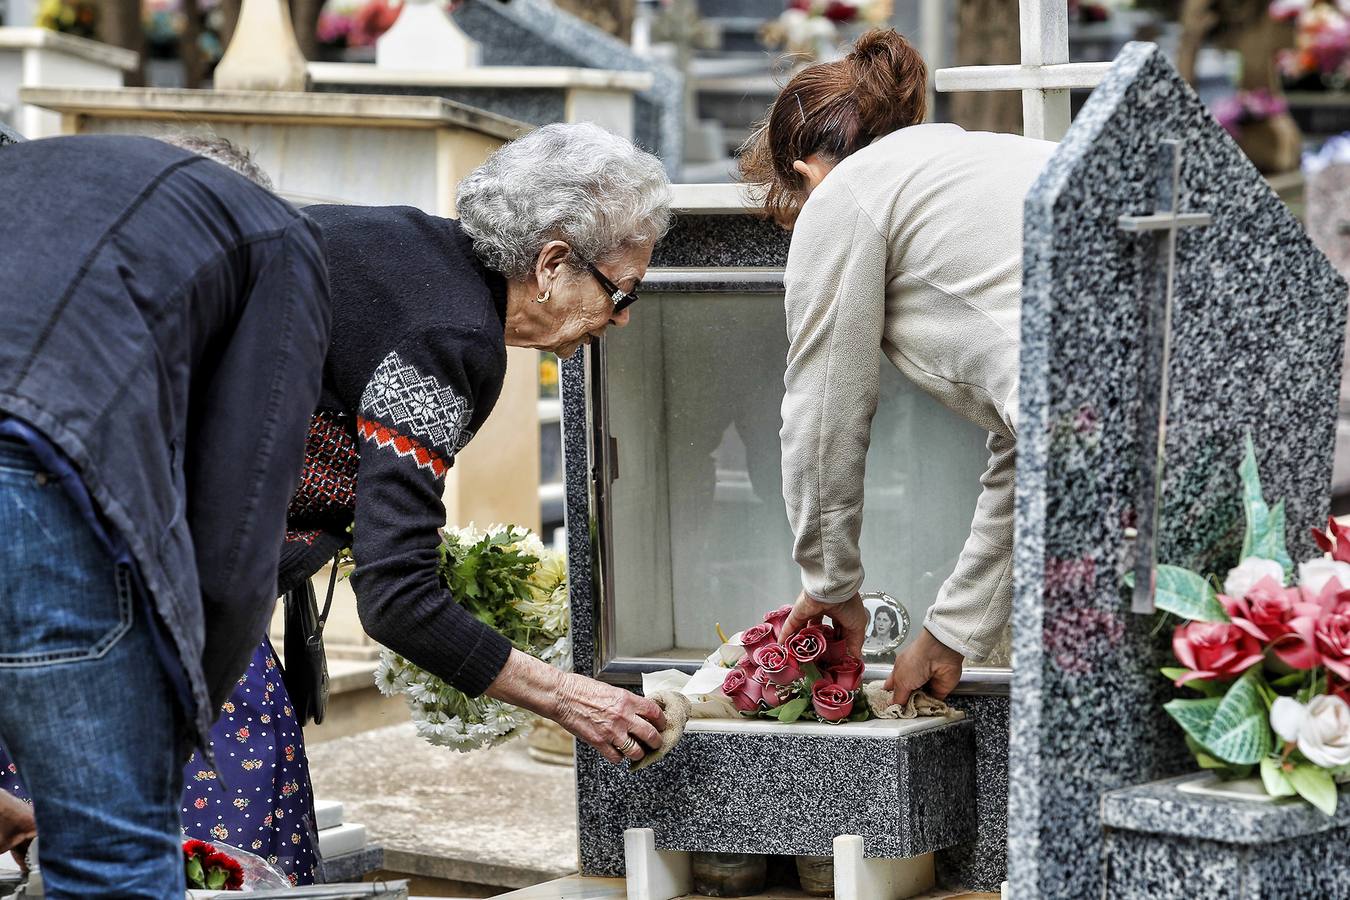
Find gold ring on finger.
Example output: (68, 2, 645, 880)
(615, 736, 638, 754)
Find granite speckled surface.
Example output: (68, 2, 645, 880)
(651, 215, 792, 269)
(936, 695, 1008, 892)
(450, 0, 681, 171)
(310, 82, 568, 128)
(575, 718, 976, 869)
(1010, 42, 1347, 900)
(1102, 778, 1350, 899)
(1101, 776, 1350, 842)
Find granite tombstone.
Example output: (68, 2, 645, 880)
(1010, 41, 1346, 900)
(450, 0, 682, 174)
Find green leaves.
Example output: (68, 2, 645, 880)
(1165, 669, 1272, 765)
(1205, 670, 1275, 764)
(1260, 757, 1298, 798)
(1239, 434, 1293, 576)
(776, 697, 809, 723)
(1153, 565, 1228, 623)
(1288, 763, 1339, 816)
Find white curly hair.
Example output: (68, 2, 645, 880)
(456, 122, 672, 278)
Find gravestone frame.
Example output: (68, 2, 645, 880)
(1010, 41, 1347, 900)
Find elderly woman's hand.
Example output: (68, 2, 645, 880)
(486, 649, 666, 765)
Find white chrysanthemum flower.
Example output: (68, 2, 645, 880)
(373, 523, 569, 752)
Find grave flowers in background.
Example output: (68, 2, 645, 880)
(1143, 437, 1350, 814)
(374, 524, 569, 752)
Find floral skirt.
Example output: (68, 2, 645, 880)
(0, 638, 319, 885)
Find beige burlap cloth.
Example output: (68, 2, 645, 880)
(631, 685, 952, 771)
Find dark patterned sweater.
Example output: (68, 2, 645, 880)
(277, 205, 512, 697)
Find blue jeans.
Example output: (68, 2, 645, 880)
(0, 437, 185, 899)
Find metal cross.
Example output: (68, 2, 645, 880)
(1119, 139, 1212, 615)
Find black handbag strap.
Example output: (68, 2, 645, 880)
(318, 559, 338, 629)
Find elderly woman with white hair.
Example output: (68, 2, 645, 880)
(277, 122, 673, 765)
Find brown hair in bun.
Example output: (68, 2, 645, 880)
(739, 28, 928, 227)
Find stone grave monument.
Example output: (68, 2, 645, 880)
(1010, 41, 1347, 899)
(310, 0, 680, 174)
(550, 38, 1348, 899)
(558, 182, 1011, 897)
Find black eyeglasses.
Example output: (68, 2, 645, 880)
(582, 260, 640, 315)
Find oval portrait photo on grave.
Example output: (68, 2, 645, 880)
(861, 591, 910, 659)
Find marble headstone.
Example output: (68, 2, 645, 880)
(450, 0, 682, 173)
(1010, 42, 1347, 900)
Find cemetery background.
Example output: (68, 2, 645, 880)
(5, 1, 1350, 898)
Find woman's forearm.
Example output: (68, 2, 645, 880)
(483, 648, 567, 719)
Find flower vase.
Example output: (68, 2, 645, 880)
(794, 854, 834, 896)
(690, 852, 767, 897)
(526, 718, 575, 767)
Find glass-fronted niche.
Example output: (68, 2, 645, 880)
(589, 286, 1012, 689)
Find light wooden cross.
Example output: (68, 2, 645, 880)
(931, 0, 1113, 141)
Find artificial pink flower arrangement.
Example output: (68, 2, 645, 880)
(1147, 438, 1350, 814)
(717, 605, 871, 724)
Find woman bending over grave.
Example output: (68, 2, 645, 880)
(741, 29, 1056, 703)
(277, 123, 672, 768)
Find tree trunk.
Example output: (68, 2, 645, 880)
(290, 0, 322, 60)
(948, 0, 1021, 135)
(180, 0, 206, 88)
(95, 0, 145, 85)
(218, 0, 242, 58)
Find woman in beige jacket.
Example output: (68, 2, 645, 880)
(742, 29, 1055, 703)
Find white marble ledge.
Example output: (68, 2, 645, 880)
(0, 27, 138, 71)
(308, 61, 653, 93)
(18, 86, 530, 140)
(669, 182, 761, 215)
(686, 710, 964, 739)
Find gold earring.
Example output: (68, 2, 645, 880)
(535, 289, 550, 304)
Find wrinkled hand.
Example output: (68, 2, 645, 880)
(885, 628, 965, 705)
(779, 590, 868, 661)
(0, 789, 35, 874)
(552, 672, 667, 766)
(487, 650, 667, 766)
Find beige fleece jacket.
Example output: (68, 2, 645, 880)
(780, 123, 1055, 661)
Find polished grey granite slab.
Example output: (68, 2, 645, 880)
(575, 716, 975, 867)
(1101, 776, 1350, 899)
(935, 695, 1008, 893)
(1010, 41, 1347, 900)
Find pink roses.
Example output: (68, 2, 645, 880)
(1171, 621, 1264, 684)
(811, 682, 854, 722)
(752, 643, 802, 684)
(716, 605, 871, 724)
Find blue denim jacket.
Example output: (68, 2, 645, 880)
(0, 135, 331, 741)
